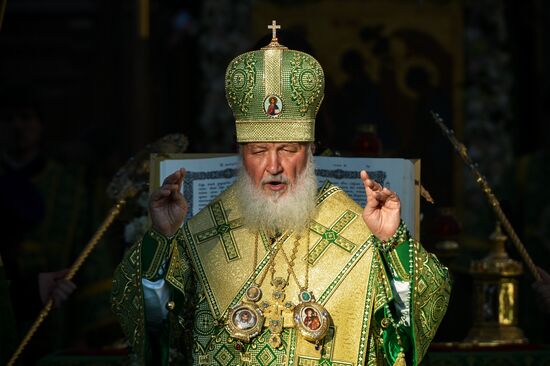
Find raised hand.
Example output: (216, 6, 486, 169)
(360, 170, 401, 241)
(149, 168, 188, 236)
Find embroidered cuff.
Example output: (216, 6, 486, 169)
(377, 221, 414, 281)
(375, 220, 409, 253)
(142, 227, 180, 280)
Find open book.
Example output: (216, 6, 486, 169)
(150, 154, 420, 237)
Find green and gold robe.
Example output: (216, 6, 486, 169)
(112, 182, 451, 365)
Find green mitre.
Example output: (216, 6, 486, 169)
(225, 22, 324, 143)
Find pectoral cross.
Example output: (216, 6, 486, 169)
(268, 20, 281, 41)
(261, 277, 294, 348)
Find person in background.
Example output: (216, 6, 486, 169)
(0, 88, 112, 363)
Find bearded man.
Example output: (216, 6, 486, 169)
(111, 23, 451, 366)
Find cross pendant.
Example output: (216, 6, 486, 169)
(261, 277, 295, 348)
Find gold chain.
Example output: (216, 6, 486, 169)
(277, 229, 311, 290)
(253, 231, 259, 274)
(252, 226, 311, 291)
(254, 232, 283, 287)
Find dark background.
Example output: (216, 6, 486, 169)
(1, 0, 550, 363)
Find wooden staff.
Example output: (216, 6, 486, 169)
(6, 133, 188, 366)
(431, 111, 541, 282)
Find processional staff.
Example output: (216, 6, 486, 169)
(6, 134, 189, 366)
(430, 111, 542, 282)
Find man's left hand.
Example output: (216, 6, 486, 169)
(360, 170, 401, 241)
(38, 269, 77, 308)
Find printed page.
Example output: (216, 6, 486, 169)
(314, 157, 417, 233)
(160, 156, 240, 219)
(158, 155, 418, 232)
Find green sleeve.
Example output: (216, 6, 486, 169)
(408, 238, 452, 365)
(111, 229, 175, 366)
(379, 222, 413, 282)
(111, 228, 194, 366)
(375, 223, 452, 365)
(141, 229, 176, 280)
(111, 236, 150, 365)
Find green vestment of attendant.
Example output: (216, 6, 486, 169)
(111, 182, 451, 365)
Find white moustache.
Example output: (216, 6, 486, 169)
(261, 174, 290, 184)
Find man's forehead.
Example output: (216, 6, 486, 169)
(242, 142, 307, 148)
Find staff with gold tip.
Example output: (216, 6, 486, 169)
(431, 110, 542, 282)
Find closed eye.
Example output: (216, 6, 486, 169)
(280, 144, 299, 153)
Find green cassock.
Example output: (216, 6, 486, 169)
(111, 182, 451, 366)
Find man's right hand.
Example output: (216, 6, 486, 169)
(149, 168, 188, 236)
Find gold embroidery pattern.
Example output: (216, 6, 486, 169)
(194, 201, 244, 262)
(111, 239, 146, 363)
(307, 210, 357, 265)
(373, 254, 393, 313)
(365, 327, 385, 366)
(355, 248, 378, 366)
(295, 326, 352, 366)
(178, 182, 450, 365)
(296, 357, 352, 366)
(143, 229, 171, 279)
(264, 48, 283, 97)
(388, 249, 412, 281)
(412, 239, 451, 364)
(315, 184, 341, 206)
(192, 295, 293, 366)
(318, 180, 333, 195)
(290, 53, 324, 116)
(166, 243, 192, 294)
(235, 120, 314, 143)
(226, 52, 256, 114)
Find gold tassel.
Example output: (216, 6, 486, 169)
(393, 352, 406, 366)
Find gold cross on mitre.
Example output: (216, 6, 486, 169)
(262, 19, 287, 50)
(268, 20, 281, 41)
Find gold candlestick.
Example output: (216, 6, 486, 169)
(465, 223, 527, 345)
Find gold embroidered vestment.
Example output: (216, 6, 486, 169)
(111, 182, 451, 365)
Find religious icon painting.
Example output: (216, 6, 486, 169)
(235, 309, 256, 330)
(263, 95, 283, 117)
(302, 307, 321, 330)
(246, 284, 262, 302)
(226, 302, 265, 342)
(293, 295, 330, 342)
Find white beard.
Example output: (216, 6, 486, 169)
(235, 154, 318, 234)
